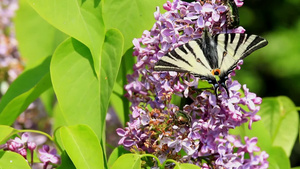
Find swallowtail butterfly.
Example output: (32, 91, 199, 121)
(154, 30, 268, 96)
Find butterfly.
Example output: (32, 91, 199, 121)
(154, 29, 268, 96)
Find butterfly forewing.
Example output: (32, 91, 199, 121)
(215, 33, 268, 75)
(240, 35, 268, 59)
(188, 40, 213, 73)
(154, 39, 212, 79)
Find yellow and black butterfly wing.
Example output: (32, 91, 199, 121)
(154, 39, 214, 81)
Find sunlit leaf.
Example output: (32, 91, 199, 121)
(107, 146, 129, 168)
(111, 154, 141, 169)
(268, 146, 290, 169)
(28, 0, 105, 76)
(110, 48, 135, 126)
(56, 125, 104, 169)
(103, 0, 165, 52)
(259, 96, 298, 157)
(0, 151, 31, 169)
(14, 0, 66, 68)
(0, 125, 15, 144)
(174, 163, 201, 169)
(51, 29, 123, 140)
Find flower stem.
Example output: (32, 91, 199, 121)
(30, 150, 34, 166)
(17, 129, 53, 141)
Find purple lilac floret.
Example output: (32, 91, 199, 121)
(118, 0, 268, 168)
(38, 145, 60, 168)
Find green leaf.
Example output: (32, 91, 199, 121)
(111, 154, 141, 169)
(57, 125, 104, 169)
(268, 146, 290, 169)
(248, 120, 273, 151)
(52, 103, 67, 132)
(39, 87, 55, 116)
(259, 96, 299, 157)
(174, 163, 201, 169)
(53, 123, 64, 151)
(99, 29, 124, 131)
(230, 120, 273, 153)
(0, 56, 52, 125)
(57, 151, 76, 169)
(103, 0, 165, 52)
(0, 125, 15, 144)
(110, 84, 126, 126)
(28, 0, 105, 76)
(51, 29, 123, 140)
(14, 0, 67, 68)
(110, 48, 135, 126)
(51, 38, 102, 137)
(0, 151, 31, 169)
(108, 146, 129, 168)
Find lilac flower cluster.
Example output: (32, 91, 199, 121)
(0, 0, 23, 95)
(0, 133, 60, 168)
(1, 133, 36, 161)
(118, 0, 269, 168)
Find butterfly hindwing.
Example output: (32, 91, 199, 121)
(154, 39, 213, 80)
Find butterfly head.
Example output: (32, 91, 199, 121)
(207, 73, 230, 98)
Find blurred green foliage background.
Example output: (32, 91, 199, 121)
(234, 0, 300, 167)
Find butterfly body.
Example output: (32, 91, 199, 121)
(154, 30, 268, 95)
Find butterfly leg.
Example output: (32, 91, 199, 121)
(207, 79, 219, 98)
(220, 82, 230, 97)
(213, 83, 219, 98)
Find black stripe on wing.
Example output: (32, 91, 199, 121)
(214, 33, 229, 68)
(241, 36, 268, 59)
(224, 34, 229, 51)
(186, 39, 212, 70)
(220, 61, 239, 77)
(178, 45, 188, 55)
(154, 60, 189, 72)
(185, 43, 197, 58)
(167, 51, 192, 67)
(233, 34, 246, 56)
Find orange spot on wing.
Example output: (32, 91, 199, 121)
(211, 69, 221, 76)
